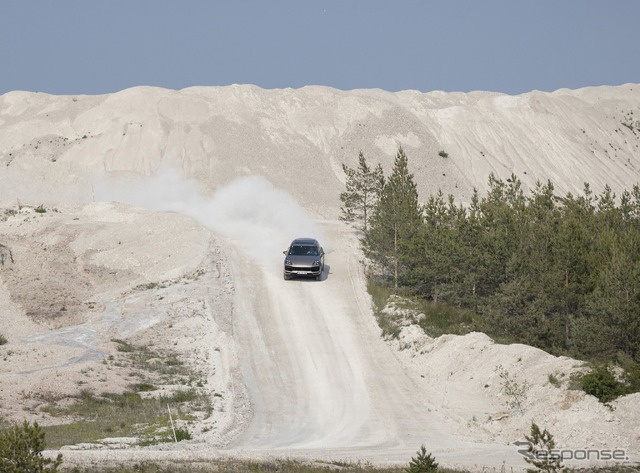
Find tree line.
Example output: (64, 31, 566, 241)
(340, 147, 640, 364)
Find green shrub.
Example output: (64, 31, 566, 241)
(0, 333, 7, 345)
(418, 301, 482, 337)
(367, 278, 401, 339)
(111, 338, 134, 352)
(438, 150, 449, 158)
(166, 389, 197, 403)
(130, 382, 156, 392)
(0, 420, 63, 472)
(547, 373, 561, 387)
(496, 364, 530, 414)
(581, 365, 625, 403)
(173, 427, 191, 442)
(406, 445, 438, 473)
(522, 422, 566, 473)
(614, 353, 640, 393)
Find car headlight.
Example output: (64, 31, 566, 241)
(285, 259, 292, 265)
(313, 260, 320, 266)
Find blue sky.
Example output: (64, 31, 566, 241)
(1, 1, 638, 96)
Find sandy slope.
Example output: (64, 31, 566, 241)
(2, 84, 640, 212)
(0, 203, 244, 446)
(1, 84, 640, 470)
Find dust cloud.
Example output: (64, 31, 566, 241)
(94, 168, 327, 271)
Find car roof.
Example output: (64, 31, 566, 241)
(291, 238, 319, 246)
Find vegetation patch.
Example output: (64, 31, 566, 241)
(368, 278, 402, 339)
(34, 462, 639, 473)
(406, 445, 438, 473)
(547, 372, 562, 387)
(107, 338, 199, 384)
(64, 460, 410, 473)
(0, 421, 62, 472)
(0, 421, 633, 473)
(130, 382, 157, 392)
(495, 364, 530, 415)
(367, 278, 487, 340)
(34, 340, 212, 448)
(580, 364, 627, 404)
(342, 147, 640, 400)
(2, 208, 18, 220)
(521, 422, 566, 473)
(39, 388, 201, 448)
(416, 300, 484, 338)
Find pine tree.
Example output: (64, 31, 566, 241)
(363, 146, 422, 288)
(406, 445, 438, 473)
(0, 420, 63, 472)
(522, 422, 566, 473)
(339, 151, 384, 232)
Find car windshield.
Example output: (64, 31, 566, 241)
(289, 245, 318, 256)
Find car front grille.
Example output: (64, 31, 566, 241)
(285, 265, 320, 271)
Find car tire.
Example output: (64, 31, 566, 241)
(284, 273, 290, 281)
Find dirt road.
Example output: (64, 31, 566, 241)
(225, 220, 524, 468)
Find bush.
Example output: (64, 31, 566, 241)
(174, 427, 191, 442)
(495, 364, 530, 414)
(166, 389, 197, 403)
(129, 382, 156, 392)
(581, 365, 625, 403)
(522, 422, 566, 473)
(0, 333, 7, 345)
(0, 420, 63, 472)
(406, 445, 438, 473)
(418, 301, 482, 337)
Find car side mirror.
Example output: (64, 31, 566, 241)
(283, 250, 287, 255)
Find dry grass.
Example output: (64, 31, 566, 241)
(38, 341, 211, 448)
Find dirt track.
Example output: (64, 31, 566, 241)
(223, 220, 524, 468)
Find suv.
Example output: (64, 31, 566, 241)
(283, 238, 325, 280)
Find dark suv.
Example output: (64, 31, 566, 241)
(283, 238, 325, 280)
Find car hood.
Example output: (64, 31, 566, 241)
(286, 255, 319, 265)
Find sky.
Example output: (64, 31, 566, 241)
(1, 1, 638, 96)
